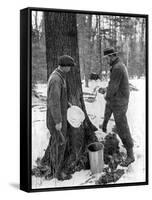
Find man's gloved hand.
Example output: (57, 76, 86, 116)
(55, 122, 62, 131)
(98, 87, 107, 94)
(103, 93, 107, 100)
(99, 123, 107, 133)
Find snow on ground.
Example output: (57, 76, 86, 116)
(117, 77, 146, 183)
(32, 77, 146, 189)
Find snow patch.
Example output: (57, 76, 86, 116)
(32, 78, 146, 188)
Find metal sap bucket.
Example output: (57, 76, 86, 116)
(88, 142, 104, 174)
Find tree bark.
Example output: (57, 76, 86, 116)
(84, 15, 92, 87)
(42, 11, 97, 174)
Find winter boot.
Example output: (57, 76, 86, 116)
(120, 148, 135, 167)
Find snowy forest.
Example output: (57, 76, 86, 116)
(32, 11, 147, 189)
(32, 11, 146, 85)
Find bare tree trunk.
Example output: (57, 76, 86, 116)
(40, 13, 46, 47)
(97, 15, 102, 79)
(126, 37, 129, 68)
(35, 11, 38, 30)
(43, 11, 97, 173)
(77, 14, 86, 80)
(84, 15, 92, 87)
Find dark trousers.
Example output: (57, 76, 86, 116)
(41, 128, 67, 177)
(103, 102, 113, 126)
(103, 102, 134, 150)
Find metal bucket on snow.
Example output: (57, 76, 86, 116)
(87, 142, 104, 174)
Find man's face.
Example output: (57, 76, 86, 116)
(104, 56, 111, 67)
(108, 55, 113, 63)
(62, 66, 71, 73)
(107, 55, 115, 66)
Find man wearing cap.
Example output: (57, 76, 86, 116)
(100, 47, 135, 167)
(42, 55, 75, 180)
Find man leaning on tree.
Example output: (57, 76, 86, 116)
(41, 55, 75, 180)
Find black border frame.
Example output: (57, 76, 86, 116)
(20, 7, 149, 193)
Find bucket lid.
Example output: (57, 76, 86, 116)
(67, 105, 85, 128)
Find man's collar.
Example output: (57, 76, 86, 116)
(110, 56, 120, 66)
(56, 68, 66, 78)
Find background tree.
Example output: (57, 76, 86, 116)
(32, 12, 47, 84)
(77, 14, 93, 87)
(32, 13, 146, 85)
(32, 11, 40, 44)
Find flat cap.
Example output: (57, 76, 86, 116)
(103, 47, 118, 57)
(58, 55, 75, 67)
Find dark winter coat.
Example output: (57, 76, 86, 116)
(47, 68, 68, 135)
(104, 57, 133, 150)
(46, 68, 68, 175)
(106, 57, 130, 107)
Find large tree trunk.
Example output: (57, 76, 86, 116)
(42, 11, 97, 174)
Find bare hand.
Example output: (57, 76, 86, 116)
(55, 122, 62, 131)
